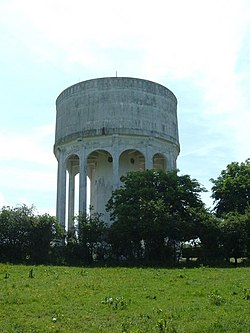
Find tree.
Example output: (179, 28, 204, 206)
(74, 210, 108, 263)
(29, 214, 64, 264)
(106, 170, 208, 262)
(220, 211, 248, 264)
(196, 213, 222, 262)
(0, 205, 34, 261)
(0, 205, 63, 263)
(211, 159, 250, 216)
(244, 208, 250, 258)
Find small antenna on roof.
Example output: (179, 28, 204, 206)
(116, 71, 118, 77)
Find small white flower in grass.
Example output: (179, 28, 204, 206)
(52, 317, 57, 323)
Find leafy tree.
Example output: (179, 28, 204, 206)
(0, 205, 34, 261)
(220, 211, 249, 264)
(245, 208, 250, 258)
(196, 212, 222, 262)
(74, 209, 108, 263)
(0, 205, 63, 263)
(29, 214, 64, 264)
(106, 170, 207, 262)
(211, 159, 250, 216)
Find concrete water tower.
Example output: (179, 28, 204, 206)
(54, 77, 180, 229)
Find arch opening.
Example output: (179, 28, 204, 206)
(87, 150, 113, 221)
(153, 153, 166, 171)
(119, 149, 145, 180)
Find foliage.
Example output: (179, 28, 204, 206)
(1, 158, 250, 265)
(208, 290, 225, 306)
(245, 208, 250, 257)
(69, 209, 108, 263)
(0, 205, 36, 262)
(219, 211, 249, 264)
(211, 158, 250, 216)
(101, 296, 130, 310)
(107, 170, 208, 262)
(0, 264, 250, 332)
(196, 213, 223, 261)
(0, 205, 63, 264)
(29, 213, 64, 263)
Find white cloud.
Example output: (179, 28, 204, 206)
(3, 0, 248, 75)
(0, 124, 55, 166)
(0, 123, 57, 211)
(0, 165, 56, 191)
(0, 193, 6, 208)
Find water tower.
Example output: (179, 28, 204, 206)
(54, 77, 179, 229)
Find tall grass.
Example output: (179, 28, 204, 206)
(0, 264, 249, 332)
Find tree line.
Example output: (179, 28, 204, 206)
(0, 159, 249, 266)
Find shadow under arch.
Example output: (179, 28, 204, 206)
(87, 149, 114, 222)
(66, 153, 80, 173)
(119, 149, 145, 181)
(153, 153, 167, 171)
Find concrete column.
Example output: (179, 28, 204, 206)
(68, 170, 75, 231)
(172, 150, 178, 169)
(89, 166, 95, 211)
(145, 157, 153, 170)
(145, 144, 153, 170)
(79, 149, 87, 216)
(56, 155, 67, 229)
(166, 152, 175, 171)
(112, 152, 120, 189)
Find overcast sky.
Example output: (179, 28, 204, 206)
(0, 0, 250, 215)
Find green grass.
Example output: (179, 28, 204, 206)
(0, 264, 250, 332)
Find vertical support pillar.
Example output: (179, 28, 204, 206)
(68, 170, 75, 231)
(90, 166, 95, 211)
(56, 155, 67, 229)
(145, 143, 153, 170)
(145, 157, 153, 170)
(112, 152, 120, 189)
(166, 152, 175, 171)
(79, 149, 87, 216)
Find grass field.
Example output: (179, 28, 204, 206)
(0, 264, 249, 332)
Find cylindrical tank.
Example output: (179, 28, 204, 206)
(54, 77, 180, 228)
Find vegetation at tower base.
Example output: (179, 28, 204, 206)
(1, 159, 250, 266)
(65, 210, 108, 264)
(0, 205, 64, 264)
(219, 209, 250, 264)
(209, 158, 250, 265)
(106, 169, 209, 263)
(211, 158, 250, 217)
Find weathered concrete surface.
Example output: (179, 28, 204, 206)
(54, 77, 180, 227)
